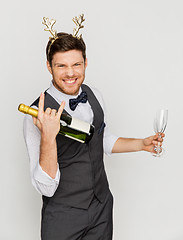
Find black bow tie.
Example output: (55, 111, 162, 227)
(69, 91, 88, 111)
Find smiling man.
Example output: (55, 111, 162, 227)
(23, 29, 164, 240)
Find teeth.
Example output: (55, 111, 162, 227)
(64, 79, 76, 84)
(68, 80, 75, 83)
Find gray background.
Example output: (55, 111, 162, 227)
(1, 0, 183, 239)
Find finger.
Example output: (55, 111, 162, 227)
(155, 135, 164, 142)
(38, 93, 45, 116)
(151, 146, 157, 153)
(158, 137, 164, 142)
(57, 101, 65, 119)
(50, 109, 57, 117)
(153, 133, 159, 140)
(160, 133, 165, 138)
(32, 116, 41, 130)
(152, 140, 162, 147)
(154, 132, 165, 139)
(154, 133, 165, 142)
(45, 107, 52, 115)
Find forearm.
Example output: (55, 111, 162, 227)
(23, 114, 60, 196)
(112, 137, 144, 153)
(35, 94, 65, 179)
(39, 134, 58, 179)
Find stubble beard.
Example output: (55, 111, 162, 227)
(52, 74, 85, 96)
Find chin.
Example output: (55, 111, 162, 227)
(64, 87, 80, 96)
(54, 80, 83, 95)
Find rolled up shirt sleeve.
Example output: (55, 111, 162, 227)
(23, 113, 60, 197)
(33, 162, 60, 197)
(103, 126, 119, 156)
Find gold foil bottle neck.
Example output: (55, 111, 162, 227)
(18, 104, 38, 118)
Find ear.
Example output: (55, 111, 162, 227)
(84, 58, 88, 69)
(46, 61, 53, 75)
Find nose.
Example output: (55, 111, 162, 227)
(66, 67, 74, 77)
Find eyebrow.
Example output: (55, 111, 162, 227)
(54, 63, 65, 66)
(54, 61, 84, 66)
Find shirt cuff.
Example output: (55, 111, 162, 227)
(33, 162, 60, 185)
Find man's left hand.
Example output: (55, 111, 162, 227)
(142, 133, 165, 153)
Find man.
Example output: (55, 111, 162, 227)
(23, 30, 164, 239)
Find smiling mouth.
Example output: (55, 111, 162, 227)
(63, 78, 77, 84)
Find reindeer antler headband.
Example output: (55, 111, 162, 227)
(42, 14, 85, 56)
(72, 14, 85, 39)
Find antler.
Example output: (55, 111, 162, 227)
(42, 17, 57, 39)
(72, 14, 85, 39)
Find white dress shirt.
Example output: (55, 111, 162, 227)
(23, 82, 118, 197)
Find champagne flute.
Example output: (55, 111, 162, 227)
(152, 109, 168, 157)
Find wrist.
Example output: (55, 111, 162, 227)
(139, 139, 145, 151)
(41, 133, 56, 145)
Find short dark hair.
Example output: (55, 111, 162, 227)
(46, 32, 86, 66)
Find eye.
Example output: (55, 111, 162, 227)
(58, 64, 65, 68)
(74, 63, 81, 66)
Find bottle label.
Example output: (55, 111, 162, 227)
(70, 117, 90, 134)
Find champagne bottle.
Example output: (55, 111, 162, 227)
(18, 104, 94, 143)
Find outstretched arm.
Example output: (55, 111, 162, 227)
(112, 133, 164, 154)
